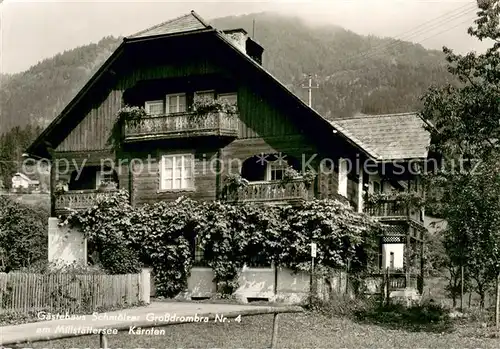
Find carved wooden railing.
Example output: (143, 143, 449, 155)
(227, 180, 309, 203)
(123, 112, 239, 141)
(365, 200, 421, 222)
(55, 191, 117, 212)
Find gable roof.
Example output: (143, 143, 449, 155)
(128, 11, 211, 38)
(329, 112, 431, 161)
(26, 11, 373, 161)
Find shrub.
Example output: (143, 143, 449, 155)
(307, 293, 377, 318)
(354, 299, 453, 333)
(0, 196, 48, 272)
(63, 193, 383, 299)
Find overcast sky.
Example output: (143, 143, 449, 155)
(0, 0, 490, 74)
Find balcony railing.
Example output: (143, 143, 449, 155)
(226, 180, 309, 203)
(123, 112, 239, 142)
(365, 200, 422, 222)
(55, 191, 117, 213)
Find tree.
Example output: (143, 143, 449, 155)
(420, 0, 500, 326)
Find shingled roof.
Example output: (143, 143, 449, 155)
(128, 11, 211, 38)
(329, 113, 431, 161)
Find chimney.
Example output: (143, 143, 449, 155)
(222, 28, 264, 65)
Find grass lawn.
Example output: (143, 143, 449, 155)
(27, 312, 499, 349)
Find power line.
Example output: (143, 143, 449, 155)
(354, 13, 477, 68)
(341, 3, 477, 66)
(360, 2, 474, 54)
(353, 6, 477, 64)
(416, 15, 478, 44)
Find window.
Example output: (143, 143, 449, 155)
(267, 161, 287, 181)
(194, 90, 215, 101)
(192, 237, 207, 266)
(145, 100, 164, 116)
(160, 154, 194, 190)
(389, 252, 395, 269)
(373, 181, 381, 193)
(338, 158, 348, 197)
(96, 170, 115, 188)
(218, 92, 238, 106)
(166, 93, 186, 114)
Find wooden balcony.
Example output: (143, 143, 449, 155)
(123, 112, 239, 142)
(365, 200, 423, 223)
(54, 191, 117, 214)
(226, 180, 309, 204)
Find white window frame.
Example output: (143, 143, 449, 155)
(217, 92, 238, 107)
(165, 93, 187, 115)
(144, 100, 164, 116)
(159, 153, 195, 191)
(266, 161, 288, 181)
(96, 170, 114, 188)
(194, 90, 215, 101)
(338, 158, 348, 197)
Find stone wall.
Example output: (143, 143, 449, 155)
(48, 217, 87, 265)
(182, 266, 347, 304)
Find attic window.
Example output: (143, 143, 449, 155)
(145, 100, 164, 116)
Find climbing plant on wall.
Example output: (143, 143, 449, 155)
(63, 190, 383, 298)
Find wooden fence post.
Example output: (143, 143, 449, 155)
(270, 312, 279, 349)
(381, 269, 387, 305)
(495, 271, 499, 332)
(140, 268, 151, 304)
(99, 332, 108, 349)
(386, 267, 391, 305)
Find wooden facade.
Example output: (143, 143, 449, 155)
(46, 28, 425, 237)
(25, 16, 430, 300)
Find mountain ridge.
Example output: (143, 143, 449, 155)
(0, 12, 454, 133)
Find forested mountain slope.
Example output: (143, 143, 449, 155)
(0, 13, 454, 133)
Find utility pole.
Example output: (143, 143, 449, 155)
(301, 74, 319, 108)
